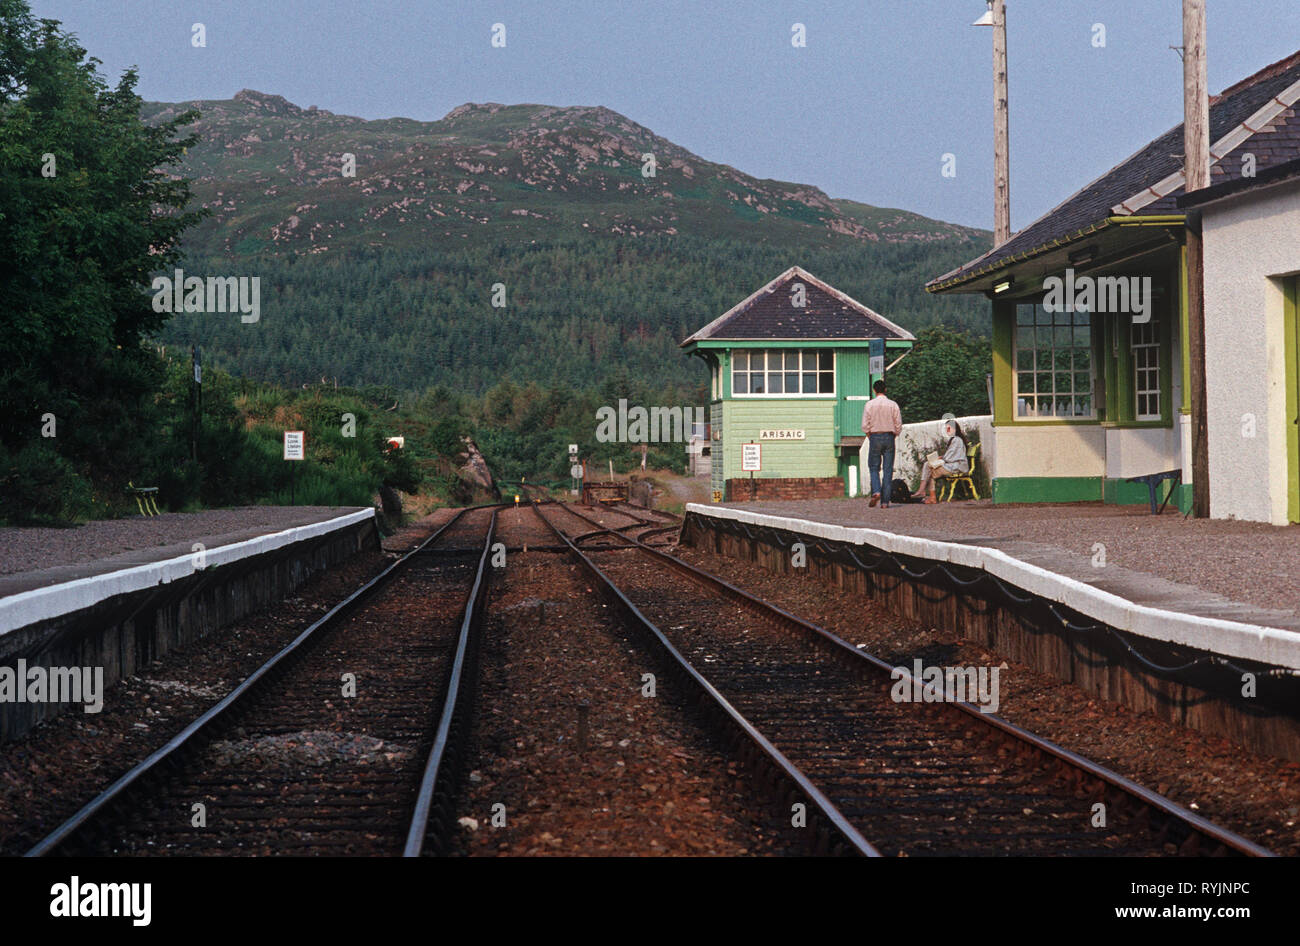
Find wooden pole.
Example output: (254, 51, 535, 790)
(1183, 0, 1209, 192)
(1184, 0, 1211, 517)
(992, 0, 1011, 247)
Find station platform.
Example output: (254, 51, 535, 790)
(683, 498, 1300, 760)
(0, 507, 378, 740)
(692, 499, 1300, 659)
(0, 507, 375, 633)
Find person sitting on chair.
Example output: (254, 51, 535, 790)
(913, 420, 970, 504)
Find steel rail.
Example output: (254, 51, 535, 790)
(531, 501, 880, 857)
(26, 505, 496, 857)
(554, 501, 1274, 858)
(404, 508, 497, 856)
(608, 499, 683, 523)
(597, 501, 684, 543)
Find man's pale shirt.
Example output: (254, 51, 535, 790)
(862, 394, 902, 437)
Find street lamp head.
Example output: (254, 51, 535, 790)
(973, 1, 994, 26)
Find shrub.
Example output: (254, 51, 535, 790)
(0, 442, 95, 525)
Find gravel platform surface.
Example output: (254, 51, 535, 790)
(712, 499, 1300, 619)
(0, 506, 369, 578)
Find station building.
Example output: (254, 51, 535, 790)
(926, 49, 1300, 522)
(680, 266, 914, 501)
(1183, 158, 1300, 525)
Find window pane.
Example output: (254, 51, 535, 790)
(784, 371, 798, 391)
(818, 371, 834, 393)
(734, 373, 749, 394)
(1016, 349, 1034, 371)
(1035, 307, 1053, 326)
(733, 351, 748, 371)
(802, 373, 817, 393)
(802, 351, 818, 371)
(768, 373, 783, 394)
(783, 351, 798, 370)
(751, 373, 764, 393)
(1073, 349, 1091, 371)
(1017, 372, 1034, 394)
(819, 350, 833, 370)
(1017, 305, 1035, 326)
(1017, 326, 1035, 348)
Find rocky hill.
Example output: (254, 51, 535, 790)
(144, 91, 989, 394)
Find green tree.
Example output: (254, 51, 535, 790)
(888, 328, 992, 425)
(0, 0, 205, 520)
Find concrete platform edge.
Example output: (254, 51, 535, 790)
(685, 503, 1300, 671)
(0, 509, 375, 636)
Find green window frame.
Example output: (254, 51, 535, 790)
(732, 349, 835, 397)
(1132, 317, 1161, 420)
(1013, 304, 1095, 420)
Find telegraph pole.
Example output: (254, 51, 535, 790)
(992, 0, 1010, 246)
(1183, 0, 1210, 517)
(975, 1, 1011, 247)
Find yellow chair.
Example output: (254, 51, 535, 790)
(940, 443, 980, 502)
(126, 481, 161, 516)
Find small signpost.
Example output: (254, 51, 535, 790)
(284, 431, 305, 504)
(869, 337, 885, 380)
(741, 440, 761, 501)
(191, 346, 202, 462)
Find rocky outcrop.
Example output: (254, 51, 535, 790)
(458, 436, 497, 496)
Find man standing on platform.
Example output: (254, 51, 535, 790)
(862, 379, 902, 508)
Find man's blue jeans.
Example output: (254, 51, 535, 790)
(866, 433, 895, 504)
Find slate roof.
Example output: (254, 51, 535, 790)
(680, 266, 914, 346)
(928, 49, 1300, 292)
(1178, 154, 1300, 208)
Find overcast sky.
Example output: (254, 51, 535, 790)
(31, 0, 1300, 231)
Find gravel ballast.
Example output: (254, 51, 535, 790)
(453, 505, 804, 856)
(0, 512, 452, 855)
(669, 535, 1300, 854)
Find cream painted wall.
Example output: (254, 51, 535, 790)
(994, 424, 1106, 478)
(1201, 182, 1300, 525)
(1104, 427, 1182, 479)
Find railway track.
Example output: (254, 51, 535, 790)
(534, 500, 1273, 857)
(27, 506, 498, 857)
(554, 498, 680, 548)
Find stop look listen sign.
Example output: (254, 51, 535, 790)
(283, 431, 305, 460)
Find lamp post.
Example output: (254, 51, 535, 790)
(974, 0, 1011, 247)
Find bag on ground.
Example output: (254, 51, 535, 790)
(890, 478, 916, 503)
